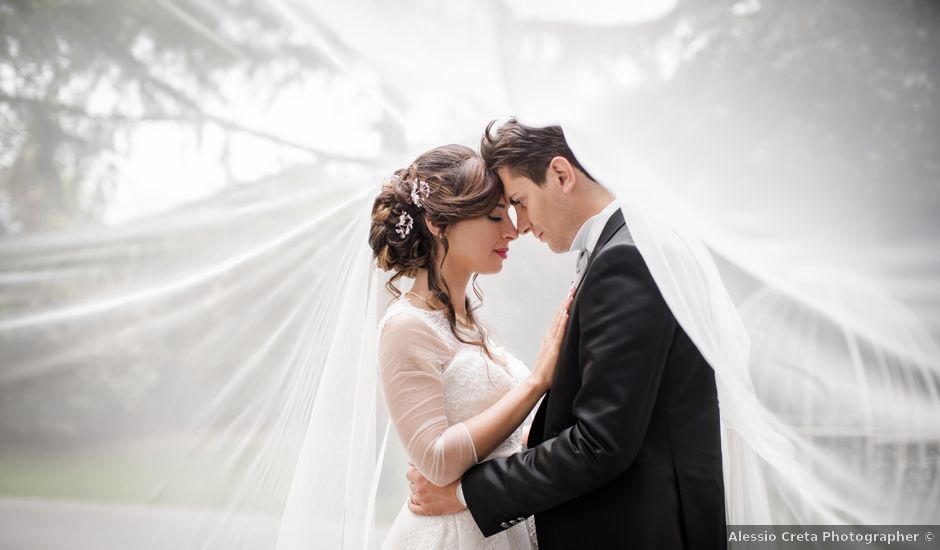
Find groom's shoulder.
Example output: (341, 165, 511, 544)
(595, 225, 640, 262)
(609, 221, 636, 247)
(589, 233, 653, 283)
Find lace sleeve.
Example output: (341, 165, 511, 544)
(378, 312, 478, 486)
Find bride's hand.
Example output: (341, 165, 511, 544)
(530, 287, 575, 392)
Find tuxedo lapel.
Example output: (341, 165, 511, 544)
(582, 209, 628, 276)
(571, 209, 628, 293)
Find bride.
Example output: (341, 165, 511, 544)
(369, 144, 572, 549)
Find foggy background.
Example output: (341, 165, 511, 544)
(1, 0, 938, 547)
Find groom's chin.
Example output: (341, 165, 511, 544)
(546, 242, 566, 254)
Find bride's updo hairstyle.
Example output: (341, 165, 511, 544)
(370, 144, 503, 360)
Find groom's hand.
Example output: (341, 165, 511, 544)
(406, 465, 466, 516)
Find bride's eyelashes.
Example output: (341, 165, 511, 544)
(487, 215, 503, 222)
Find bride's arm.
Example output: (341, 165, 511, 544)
(459, 369, 545, 461)
(379, 314, 475, 487)
(379, 293, 571, 487)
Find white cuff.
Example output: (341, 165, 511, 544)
(456, 482, 467, 508)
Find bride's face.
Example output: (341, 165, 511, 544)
(440, 200, 518, 275)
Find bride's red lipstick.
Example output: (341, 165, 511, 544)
(494, 248, 508, 259)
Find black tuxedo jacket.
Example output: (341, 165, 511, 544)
(462, 210, 727, 550)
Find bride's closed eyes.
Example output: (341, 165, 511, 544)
(486, 203, 509, 222)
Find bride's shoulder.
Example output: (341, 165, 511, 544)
(378, 299, 451, 345)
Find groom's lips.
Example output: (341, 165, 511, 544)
(494, 248, 508, 259)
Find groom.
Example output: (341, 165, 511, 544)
(408, 119, 727, 549)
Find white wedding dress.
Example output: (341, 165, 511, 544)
(377, 298, 538, 550)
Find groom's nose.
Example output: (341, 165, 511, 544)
(515, 209, 532, 234)
(503, 217, 519, 240)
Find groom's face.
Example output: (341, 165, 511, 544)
(497, 165, 575, 253)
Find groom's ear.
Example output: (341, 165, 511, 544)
(548, 156, 577, 194)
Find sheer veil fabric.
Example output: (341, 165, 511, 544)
(1, 2, 938, 550)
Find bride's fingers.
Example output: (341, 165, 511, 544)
(554, 290, 574, 327)
(550, 295, 572, 335)
(544, 288, 575, 345)
(546, 304, 562, 335)
(558, 291, 574, 317)
(546, 309, 567, 346)
(550, 306, 566, 338)
(555, 310, 569, 341)
(561, 286, 575, 307)
(554, 302, 566, 325)
(559, 289, 574, 316)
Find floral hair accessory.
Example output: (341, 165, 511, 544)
(395, 212, 414, 238)
(410, 179, 430, 208)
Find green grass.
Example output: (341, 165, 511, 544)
(0, 429, 412, 523)
(0, 432, 289, 512)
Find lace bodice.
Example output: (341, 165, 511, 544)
(377, 298, 533, 484)
(441, 345, 531, 459)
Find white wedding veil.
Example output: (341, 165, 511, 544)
(1, 1, 938, 549)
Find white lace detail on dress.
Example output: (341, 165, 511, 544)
(378, 298, 459, 349)
(440, 348, 529, 459)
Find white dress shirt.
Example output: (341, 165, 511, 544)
(570, 199, 621, 286)
(570, 198, 622, 256)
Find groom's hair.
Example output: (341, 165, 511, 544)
(479, 118, 595, 185)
